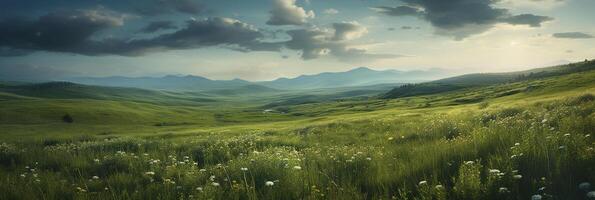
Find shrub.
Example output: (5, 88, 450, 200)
(62, 114, 73, 123)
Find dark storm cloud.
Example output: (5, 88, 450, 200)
(139, 21, 178, 33)
(0, 9, 126, 55)
(0, 12, 281, 57)
(552, 32, 594, 39)
(504, 14, 553, 27)
(373, 0, 553, 39)
(0, 0, 205, 17)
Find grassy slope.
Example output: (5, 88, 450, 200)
(384, 60, 595, 98)
(1, 65, 593, 139)
(0, 63, 594, 200)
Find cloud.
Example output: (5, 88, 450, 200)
(135, 0, 205, 15)
(332, 22, 368, 41)
(374, 0, 553, 39)
(503, 14, 553, 27)
(139, 21, 178, 33)
(267, 0, 315, 26)
(0, 14, 281, 56)
(323, 8, 339, 15)
(370, 6, 422, 17)
(283, 24, 400, 61)
(0, 0, 205, 17)
(0, 8, 126, 55)
(552, 32, 594, 39)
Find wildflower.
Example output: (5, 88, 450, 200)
(240, 167, 248, 171)
(388, 137, 394, 141)
(196, 187, 203, 191)
(145, 171, 155, 175)
(499, 187, 509, 193)
(514, 143, 520, 146)
(265, 181, 274, 186)
(104, 187, 109, 191)
(94, 159, 100, 163)
(587, 191, 595, 198)
(464, 161, 474, 165)
(212, 182, 220, 187)
(418, 180, 427, 186)
(513, 175, 522, 180)
(489, 169, 501, 174)
(511, 155, 517, 159)
(92, 176, 99, 180)
(558, 145, 566, 150)
(293, 166, 302, 170)
(578, 182, 591, 191)
(531, 194, 542, 200)
(199, 169, 207, 172)
(209, 175, 216, 181)
(20, 174, 26, 178)
(541, 119, 547, 123)
(366, 157, 372, 161)
(564, 133, 571, 137)
(435, 185, 443, 190)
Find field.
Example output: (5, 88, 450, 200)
(1, 63, 595, 199)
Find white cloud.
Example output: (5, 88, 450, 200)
(323, 8, 339, 15)
(332, 21, 368, 41)
(267, 0, 315, 26)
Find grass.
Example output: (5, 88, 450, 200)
(0, 65, 594, 199)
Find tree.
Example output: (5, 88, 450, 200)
(62, 114, 74, 123)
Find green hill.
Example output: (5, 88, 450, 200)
(204, 84, 281, 96)
(0, 82, 216, 105)
(384, 60, 595, 98)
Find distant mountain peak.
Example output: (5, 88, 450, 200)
(350, 67, 374, 72)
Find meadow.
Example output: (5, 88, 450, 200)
(1, 64, 594, 199)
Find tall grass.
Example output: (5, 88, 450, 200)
(0, 94, 593, 199)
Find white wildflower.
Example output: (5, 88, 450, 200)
(578, 182, 591, 191)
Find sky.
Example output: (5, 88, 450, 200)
(0, 0, 594, 81)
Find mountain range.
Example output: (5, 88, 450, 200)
(64, 67, 452, 91)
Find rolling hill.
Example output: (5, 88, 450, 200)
(0, 82, 216, 105)
(66, 75, 251, 91)
(384, 59, 595, 98)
